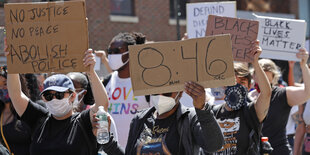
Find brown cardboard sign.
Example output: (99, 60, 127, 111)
(129, 34, 236, 96)
(4, 1, 88, 73)
(206, 15, 258, 62)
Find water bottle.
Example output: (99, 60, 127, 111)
(261, 137, 273, 155)
(96, 106, 109, 144)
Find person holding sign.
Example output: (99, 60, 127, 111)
(98, 81, 224, 155)
(248, 48, 310, 155)
(5, 44, 109, 155)
(208, 41, 272, 155)
(101, 32, 151, 149)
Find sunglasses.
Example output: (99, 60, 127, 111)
(107, 47, 121, 54)
(43, 91, 71, 101)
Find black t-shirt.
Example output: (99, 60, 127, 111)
(211, 102, 260, 155)
(21, 101, 94, 155)
(133, 111, 180, 155)
(262, 86, 292, 154)
(2, 117, 31, 155)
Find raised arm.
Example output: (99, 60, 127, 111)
(94, 50, 113, 74)
(287, 48, 310, 106)
(84, 49, 109, 121)
(4, 38, 29, 116)
(288, 61, 296, 86)
(252, 41, 272, 123)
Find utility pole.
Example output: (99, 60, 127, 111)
(174, 0, 181, 40)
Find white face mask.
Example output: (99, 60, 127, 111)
(151, 92, 180, 115)
(73, 90, 85, 108)
(46, 94, 72, 117)
(108, 51, 129, 71)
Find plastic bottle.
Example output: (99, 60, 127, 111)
(261, 137, 273, 155)
(96, 106, 109, 144)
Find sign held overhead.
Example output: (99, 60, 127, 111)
(206, 15, 259, 62)
(255, 14, 307, 61)
(129, 34, 236, 96)
(4, 1, 88, 73)
(186, 1, 236, 39)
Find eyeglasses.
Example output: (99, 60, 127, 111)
(43, 91, 71, 101)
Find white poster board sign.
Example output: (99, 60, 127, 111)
(186, 1, 236, 39)
(255, 15, 307, 61)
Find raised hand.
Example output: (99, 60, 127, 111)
(83, 49, 96, 72)
(184, 81, 205, 109)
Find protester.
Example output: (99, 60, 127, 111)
(101, 32, 150, 149)
(0, 66, 32, 155)
(6, 45, 109, 154)
(249, 48, 310, 155)
(208, 41, 272, 155)
(67, 72, 91, 113)
(100, 81, 224, 155)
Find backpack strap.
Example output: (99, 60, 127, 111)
(243, 105, 261, 155)
(76, 113, 97, 155)
(102, 74, 112, 87)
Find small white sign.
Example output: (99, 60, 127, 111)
(255, 14, 307, 61)
(95, 56, 101, 71)
(186, 1, 236, 39)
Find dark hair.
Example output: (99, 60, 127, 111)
(131, 32, 146, 45)
(112, 32, 136, 50)
(24, 74, 41, 102)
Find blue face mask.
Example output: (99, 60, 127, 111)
(0, 89, 11, 104)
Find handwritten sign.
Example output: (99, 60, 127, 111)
(129, 34, 236, 96)
(0, 27, 4, 54)
(206, 15, 258, 62)
(255, 15, 307, 61)
(186, 1, 236, 39)
(4, 1, 88, 73)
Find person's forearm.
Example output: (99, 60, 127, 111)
(253, 61, 272, 122)
(195, 107, 224, 153)
(7, 74, 29, 116)
(87, 69, 109, 111)
(294, 123, 306, 155)
(102, 57, 113, 74)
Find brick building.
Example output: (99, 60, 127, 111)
(0, 0, 299, 50)
(0, 0, 301, 78)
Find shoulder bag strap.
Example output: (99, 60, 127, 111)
(0, 113, 14, 155)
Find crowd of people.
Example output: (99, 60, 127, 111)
(0, 30, 309, 155)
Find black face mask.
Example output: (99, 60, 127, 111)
(224, 84, 248, 110)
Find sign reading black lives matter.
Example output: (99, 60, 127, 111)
(256, 15, 307, 61)
(4, 1, 88, 73)
(129, 34, 236, 96)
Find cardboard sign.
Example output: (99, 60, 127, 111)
(206, 15, 259, 62)
(0, 27, 4, 54)
(186, 1, 236, 39)
(4, 1, 88, 73)
(255, 15, 307, 61)
(129, 34, 236, 96)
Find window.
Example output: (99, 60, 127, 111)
(170, 0, 188, 19)
(110, 0, 134, 16)
(0, 0, 7, 7)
